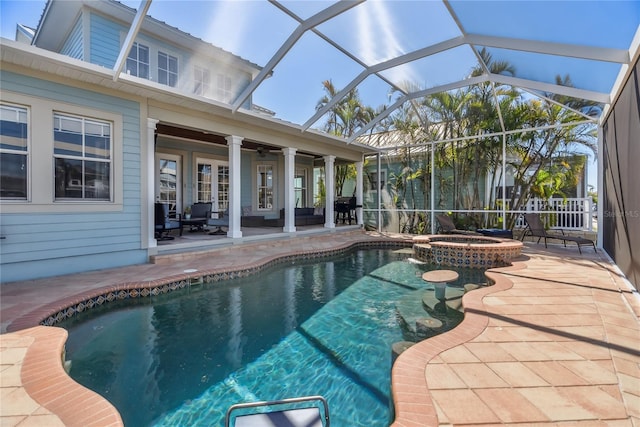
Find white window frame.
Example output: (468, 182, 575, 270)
(126, 41, 149, 79)
(53, 112, 113, 201)
(256, 163, 275, 211)
(0, 103, 30, 201)
(217, 74, 232, 103)
(155, 152, 182, 217)
(0, 91, 123, 213)
(158, 51, 178, 87)
(194, 157, 229, 214)
(294, 167, 308, 208)
(194, 66, 210, 96)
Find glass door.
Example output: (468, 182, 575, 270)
(155, 153, 181, 217)
(196, 158, 228, 216)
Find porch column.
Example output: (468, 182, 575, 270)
(282, 147, 297, 233)
(147, 118, 159, 248)
(355, 160, 363, 227)
(324, 155, 336, 228)
(226, 135, 243, 238)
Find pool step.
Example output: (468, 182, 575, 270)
(396, 284, 482, 341)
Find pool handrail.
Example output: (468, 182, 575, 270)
(225, 395, 330, 427)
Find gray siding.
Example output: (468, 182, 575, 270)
(60, 17, 83, 59)
(0, 71, 144, 283)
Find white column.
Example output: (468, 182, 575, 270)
(355, 160, 363, 227)
(324, 155, 336, 228)
(282, 147, 297, 233)
(147, 118, 159, 248)
(226, 135, 243, 238)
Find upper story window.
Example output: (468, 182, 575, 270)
(126, 42, 149, 79)
(217, 74, 232, 103)
(194, 66, 210, 96)
(0, 104, 29, 199)
(158, 52, 178, 87)
(54, 113, 112, 200)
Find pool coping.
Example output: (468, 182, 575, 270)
(390, 260, 526, 426)
(1, 326, 123, 427)
(7, 239, 411, 332)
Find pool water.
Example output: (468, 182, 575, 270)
(59, 248, 486, 426)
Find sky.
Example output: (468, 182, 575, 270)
(1, 0, 638, 192)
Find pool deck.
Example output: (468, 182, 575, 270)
(1, 229, 639, 426)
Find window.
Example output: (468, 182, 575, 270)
(217, 164, 229, 211)
(126, 42, 149, 79)
(158, 52, 178, 87)
(0, 104, 29, 199)
(156, 153, 181, 216)
(294, 168, 307, 207)
(194, 66, 210, 96)
(217, 74, 232, 102)
(54, 113, 111, 200)
(368, 170, 387, 190)
(257, 164, 273, 210)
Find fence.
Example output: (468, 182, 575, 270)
(361, 197, 593, 233)
(511, 197, 593, 230)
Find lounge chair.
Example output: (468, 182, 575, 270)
(154, 202, 182, 240)
(435, 214, 480, 235)
(208, 208, 229, 235)
(521, 213, 596, 254)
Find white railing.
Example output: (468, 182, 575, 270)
(512, 197, 593, 230)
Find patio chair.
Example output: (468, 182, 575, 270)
(155, 202, 182, 240)
(521, 213, 596, 254)
(435, 214, 480, 235)
(185, 202, 211, 232)
(208, 208, 229, 235)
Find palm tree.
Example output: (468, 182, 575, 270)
(316, 79, 376, 196)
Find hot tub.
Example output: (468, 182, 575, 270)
(413, 234, 523, 268)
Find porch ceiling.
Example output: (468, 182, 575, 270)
(156, 123, 327, 160)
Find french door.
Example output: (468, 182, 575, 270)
(155, 153, 181, 217)
(196, 158, 229, 216)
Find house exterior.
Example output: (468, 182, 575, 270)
(0, 0, 370, 283)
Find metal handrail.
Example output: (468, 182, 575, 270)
(225, 395, 330, 427)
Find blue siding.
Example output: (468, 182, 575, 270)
(61, 17, 83, 59)
(89, 12, 122, 67)
(0, 71, 144, 283)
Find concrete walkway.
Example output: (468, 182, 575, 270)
(1, 230, 638, 426)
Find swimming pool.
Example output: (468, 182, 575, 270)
(59, 248, 486, 426)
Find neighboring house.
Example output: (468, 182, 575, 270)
(359, 130, 588, 207)
(0, 0, 369, 282)
(357, 130, 589, 231)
